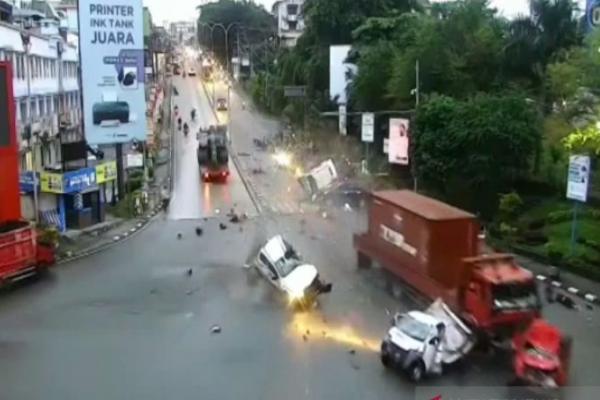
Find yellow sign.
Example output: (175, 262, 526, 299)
(40, 172, 63, 193)
(96, 161, 117, 184)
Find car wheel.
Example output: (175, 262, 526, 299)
(408, 361, 425, 382)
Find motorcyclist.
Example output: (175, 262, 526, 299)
(177, 117, 182, 129)
(191, 109, 196, 121)
(183, 122, 189, 136)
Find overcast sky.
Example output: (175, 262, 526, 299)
(143, 0, 587, 25)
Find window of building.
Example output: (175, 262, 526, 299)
(30, 99, 37, 118)
(287, 4, 299, 15)
(54, 97, 59, 114)
(20, 101, 27, 122)
(39, 98, 45, 116)
(288, 21, 298, 31)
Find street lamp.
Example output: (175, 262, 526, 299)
(210, 22, 241, 77)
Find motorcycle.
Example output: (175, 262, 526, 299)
(183, 123, 189, 136)
(191, 109, 196, 121)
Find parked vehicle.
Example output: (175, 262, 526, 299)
(354, 190, 541, 344)
(512, 319, 572, 388)
(188, 68, 196, 76)
(247, 235, 332, 309)
(0, 221, 55, 285)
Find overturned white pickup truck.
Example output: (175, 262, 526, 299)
(248, 235, 332, 309)
(380, 299, 475, 382)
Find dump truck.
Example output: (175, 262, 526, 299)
(354, 190, 541, 342)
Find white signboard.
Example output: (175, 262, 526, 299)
(127, 153, 144, 168)
(566, 155, 591, 202)
(361, 113, 374, 142)
(329, 45, 356, 104)
(389, 118, 409, 165)
(383, 138, 389, 154)
(79, 0, 147, 144)
(338, 105, 347, 136)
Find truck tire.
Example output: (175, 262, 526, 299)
(357, 252, 371, 269)
(407, 361, 425, 382)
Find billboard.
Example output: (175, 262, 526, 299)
(388, 118, 410, 165)
(587, 0, 600, 31)
(329, 45, 357, 104)
(566, 155, 591, 202)
(79, 1, 146, 144)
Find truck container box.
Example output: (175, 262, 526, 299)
(0, 221, 38, 281)
(358, 190, 480, 299)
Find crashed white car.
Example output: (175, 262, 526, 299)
(381, 299, 474, 382)
(249, 235, 332, 308)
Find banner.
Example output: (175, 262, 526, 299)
(388, 118, 410, 165)
(40, 172, 64, 194)
(587, 0, 600, 31)
(566, 155, 591, 202)
(79, 0, 146, 144)
(96, 161, 118, 183)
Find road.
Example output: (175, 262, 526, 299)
(1, 71, 600, 400)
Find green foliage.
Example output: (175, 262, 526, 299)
(498, 192, 524, 221)
(414, 93, 541, 215)
(563, 125, 600, 155)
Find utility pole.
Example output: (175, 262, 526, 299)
(236, 27, 240, 80)
(415, 59, 420, 107)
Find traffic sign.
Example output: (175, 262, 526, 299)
(361, 113, 374, 142)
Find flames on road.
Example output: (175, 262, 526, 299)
(287, 312, 380, 352)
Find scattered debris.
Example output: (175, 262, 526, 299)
(556, 293, 576, 309)
(215, 209, 221, 215)
(237, 152, 251, 157)
(219, 223, 227, 230)
(150, 288, 158, 295)
(306, 329, 310, 335)
(322, 331, 327, 337)
(344, 203, 353, 212)
(210, 325, 222, 334)
(351, 363, 360, 371)
(177, 233, 183, 239)
(187, 268, 193, 277)
(195, 227, 203, 236)
(251, 168, 265, 175)
(321, 211, 328, 219)
(65, 250, 73, 258)
(239, 227, 244, 232)
(348, 349, 356, 355)
(230, 214, 240, 223)
(302, 334, 308, 342)
(586, 303, 594, 311)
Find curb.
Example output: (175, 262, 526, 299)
(535, 274, 599, 305)
(200, 79, 263, 215)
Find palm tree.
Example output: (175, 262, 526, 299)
(504, 0, 581, 87)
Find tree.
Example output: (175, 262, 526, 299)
(414, 93, 541, 215)
(563, 125, 600, 155)
(503, 0, 581, 89)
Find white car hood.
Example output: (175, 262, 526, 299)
(388, 326, 425, 352)
(281, 264, 318, 293)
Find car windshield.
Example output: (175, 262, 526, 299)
(396, 315, 431, 342)
(493, 283, 539, 311)
(272, 240, 302, 277)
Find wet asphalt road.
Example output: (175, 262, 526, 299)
(1, 72, 600, 400)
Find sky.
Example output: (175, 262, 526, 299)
(143, 0, 588, 25)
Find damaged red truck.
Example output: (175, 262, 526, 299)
(354, 190, 570, 385)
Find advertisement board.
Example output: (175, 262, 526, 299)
(78, 0, 146, 144)
(329, 45, 356, 104)
(566, 155, 591, 202)
(96, 161, 118, 183)
(338, 105, 347, 136)
(587, 0, 600, 31)
(388, 118, 410, 165)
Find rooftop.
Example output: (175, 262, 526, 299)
(373, 190, 475, 221)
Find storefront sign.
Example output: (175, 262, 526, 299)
(127, 153, 144, 168)
(41, 172, 64, 193)
(63, 168, 97, 193)
(20, 171, 39, 192)
(96, 161, 118, 183)
(40, 168, 98, 194)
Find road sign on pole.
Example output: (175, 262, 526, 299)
(361, 112, 374, 142)
(283, 86, 306, 98)
(338, 105, 347, 136)
(566, 155, 591, 202)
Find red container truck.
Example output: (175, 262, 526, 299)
(354, 190, 541, 341)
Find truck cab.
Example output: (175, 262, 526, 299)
(197, 125, 229, 182)
(462, 255, 541, 340)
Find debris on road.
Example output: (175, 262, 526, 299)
(219, 223, 227, 230)
(210, 325, 222, 334)
(302, 334, 308, 341)
(556, 293, 577, 309)
(237, 152, 251, 157)
(344, 203, 353, 212)
(348, 349, 356, 355)
(150, 288, 158, 295)
(186, 268, 193, 277)
(177, 233, 183, 239)
(251, 167, 265, 175)
(195, 227, 203, 236)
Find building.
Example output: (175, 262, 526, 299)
(272, 0, 304, 47)
(0, 2, 115, 232)
(169, 20, 196, 44)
